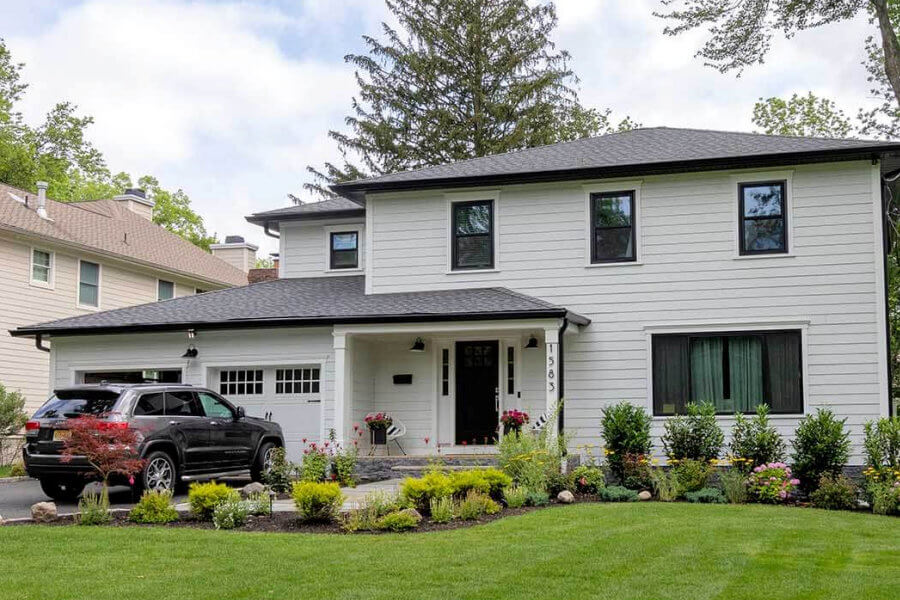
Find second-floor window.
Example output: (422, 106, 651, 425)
(158, 280, 174, 301)
(78, 260, 100, 308)
(591, 191, 636, 263)
(452, 199, 494, 270)
(31, 249, 52, 285)
(330, 231, 359, 269)
(739, 181, 787, 255)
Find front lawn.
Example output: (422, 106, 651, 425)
(1, 503, 898, 600)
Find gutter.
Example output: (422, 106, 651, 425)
(558, 318, 568, 438)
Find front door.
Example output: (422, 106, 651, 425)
(455, 341, 499, 445)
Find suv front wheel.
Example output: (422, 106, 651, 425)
(140, 450, 177, 494)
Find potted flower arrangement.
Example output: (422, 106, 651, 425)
(364, 412, 393, 446)
(500, 410, 529, 435)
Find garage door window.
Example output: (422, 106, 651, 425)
(219, 369, 264, 395)
(276, 368, 320, 396)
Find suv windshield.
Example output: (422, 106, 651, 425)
(33, 390, 122, 419)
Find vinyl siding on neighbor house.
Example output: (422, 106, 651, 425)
(354, 160, 887, 461)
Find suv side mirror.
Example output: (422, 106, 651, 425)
(235, 406, 245, 420)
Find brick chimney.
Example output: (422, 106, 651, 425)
(114, 188, 155, 220)
(210, 235, 258, 273)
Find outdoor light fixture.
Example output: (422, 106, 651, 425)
(409, 337, 426, 352)
(525, 335, 539, 349)
(181, 345, 198, 358)
(187, 328, 196, 339)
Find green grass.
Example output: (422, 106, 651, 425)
(1, 503, 898, 599)
(0, 465, 11, 477)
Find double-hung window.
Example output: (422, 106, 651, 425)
(158, 280, 174, 301)
(452, 200, 494, 270)
(591, 191, 636, 263)
(739, 181, 787, 255)
(652, 330, 803, 416)
(78, 260, 100, 307)
(31, 249, 52, 285)
(330, 231, 359, 269)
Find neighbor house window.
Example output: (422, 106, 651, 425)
(78, 260, 100, 307)
(452, 200, 494, 270)
(219, 369, 263, 395)
(157, 280, 174, 301)
(276, 368, 320, 396)
(652, 330, 802, 416)
(591, 191, 635, 263)
(195, 288, 207, 294)
(330, 231, 359, 269)
(739, 181, 787, 254)
(31, 249, 52, 285)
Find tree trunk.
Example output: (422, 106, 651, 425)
(872, 0, 900, 108)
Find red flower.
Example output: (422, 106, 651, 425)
(424, 437, 431, 445)
(461, 440, 467, 446)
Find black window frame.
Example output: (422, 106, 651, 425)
(451, 199, 494, 271)
(329, 231, 359, 270)
(590, 190, 636, 264)
(651, 329, 803, 416)
(738, 180, 788, 255)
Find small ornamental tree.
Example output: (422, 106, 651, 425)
(61, 416, 145, 496)
(0, 382, 28, 467)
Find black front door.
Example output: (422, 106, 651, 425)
(455, 341, 499, 445)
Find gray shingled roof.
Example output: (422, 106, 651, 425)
(247, 197, 364, 223)
(12, 276, 588, 336)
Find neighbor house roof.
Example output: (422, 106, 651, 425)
(328, 127, 900, 201)
(11, 276, 589, 337)
(0, 183, 247, 287)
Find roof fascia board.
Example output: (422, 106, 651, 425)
(245, 208, 366, 226)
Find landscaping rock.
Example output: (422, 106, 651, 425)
(638, 491, 652, 501)
(31, 502, 57, 522)
(399, 508, 422, 522)
(557, 490, 575, 504)
(240, 482, 266, 498)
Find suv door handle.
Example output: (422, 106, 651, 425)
(168, 420, 177, 425)
(210, 421, 218, 426)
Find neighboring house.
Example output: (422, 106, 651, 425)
(11, 128, 900, 463)
(0, 181, 249, 413)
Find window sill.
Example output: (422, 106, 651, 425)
(733, 253, 794, 261)
(29, 280, 53, 290)
(324, 268, 364, 274)
(77, 303, 101, 312)
(585, 261, 642, 268)
(445, 268, 500, 275)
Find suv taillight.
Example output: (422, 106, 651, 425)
(25, 421, 40, 430)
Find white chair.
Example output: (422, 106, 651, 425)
(386, 419, 407, 455)
(531, 413, 548, 432)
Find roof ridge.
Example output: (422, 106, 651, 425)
(656, 125, 875, 144)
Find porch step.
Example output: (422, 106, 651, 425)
(390, 464, 495, 473)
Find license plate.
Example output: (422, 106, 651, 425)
(53, 429, 71, 441)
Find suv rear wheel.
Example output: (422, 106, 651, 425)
(39, 477, 86, 502)
(140, 450, 177, 494)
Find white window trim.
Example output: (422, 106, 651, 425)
(274, 366, 323, 401)
(643, 318, 811, 419)
(583, 180, 643, 267)
(445, 189, 501, 274)
(731, 170, 795, 260)
(29, 247, 54, 289)
(77, 259, 102, 310)
(157, 278, 175, 301)
(323, 224, 364, 274)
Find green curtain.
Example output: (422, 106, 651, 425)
(690, 337, 724, 407)
(728, 336, 764, 412)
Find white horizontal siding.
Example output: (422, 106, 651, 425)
(279, 219, 365, 278)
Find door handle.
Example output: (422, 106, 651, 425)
(210, 421, 218, 426)
(168, 421, 177, 425)
(495, 388, 500, 412)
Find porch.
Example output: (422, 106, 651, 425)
(331, 318, 581, 455)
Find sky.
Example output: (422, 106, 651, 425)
(0, 0, 881, 255)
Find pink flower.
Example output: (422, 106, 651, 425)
(128, 476, 135, 486)
(424, 437, 430, 445)
(789, 479, 800, 486)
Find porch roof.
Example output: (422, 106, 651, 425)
(11, 275, 589, 337)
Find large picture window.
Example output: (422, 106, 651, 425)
(652, 330, 802, 416)
(330, 231, 359, 269)
(452, 200, 494, 270)
(591, 191, 635, 263)
(739, 181, 787, 255)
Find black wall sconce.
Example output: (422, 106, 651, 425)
(409, 337, 426, 352)
(181, 345, 198, 358)
(525, 335, 539, 349)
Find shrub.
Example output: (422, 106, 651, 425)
(870, 481, 900, 515)
(429, 496, 455, 523)
(456, 490, 500, 520)
(600, 402, 652, 480)
(862, 417, 900, 490)
(685, 487, 726, 504)
(502, 485, 528, 508)
(329, 428, 361, 487)
(0, 382, 27, 469)
(300, 442, 330, 482)
(343, 491, 399, 532)
(77, 488, 111, 525)
(292, 481, 343, 522)
(399, 471, 453, 512)
(719, 469, 749, 504)
(212, 499, 250, 530)
(129, 490, 179, 524)
(621, 453, 654, 490)
(61, 415, 145, 500)
(188, 482, 240, 521)
(376, 510, 420, 531)
(650, 468, 681, 502)
(246, 492, 272, 516)
(791, 409, 850, 493)
(730, 404, 786, 471)
(498, 424, 565, 494)
(747, 462, 798, 504)
(525, 489, 550, 506)
(599, 485, 639, 502)
(546, 470, 571, 496)
(662, 402, 723, 462)
(262, 447, 296, 493)
(810, 474, 858, 511)
(671, 459, 714, 493)
(9, 463, 25, 477)
(571, 465, 605, 494)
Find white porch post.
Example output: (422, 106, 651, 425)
(543, 326, 560, 438)
(333, 332, 353, 446)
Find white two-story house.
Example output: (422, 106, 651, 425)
(12, 128, 900, 464)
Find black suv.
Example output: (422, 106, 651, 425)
(23, 384, 284, 501)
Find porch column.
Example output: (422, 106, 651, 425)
(333, 332, 353, 446)
(543, 326, 560, 438)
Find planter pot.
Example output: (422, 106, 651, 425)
(503, 424, 522, 436)
(370, 428, 387, 445)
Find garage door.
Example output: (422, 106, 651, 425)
(212, 366, 321, 462)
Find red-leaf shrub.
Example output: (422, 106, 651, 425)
(61, 416, 145, 486)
